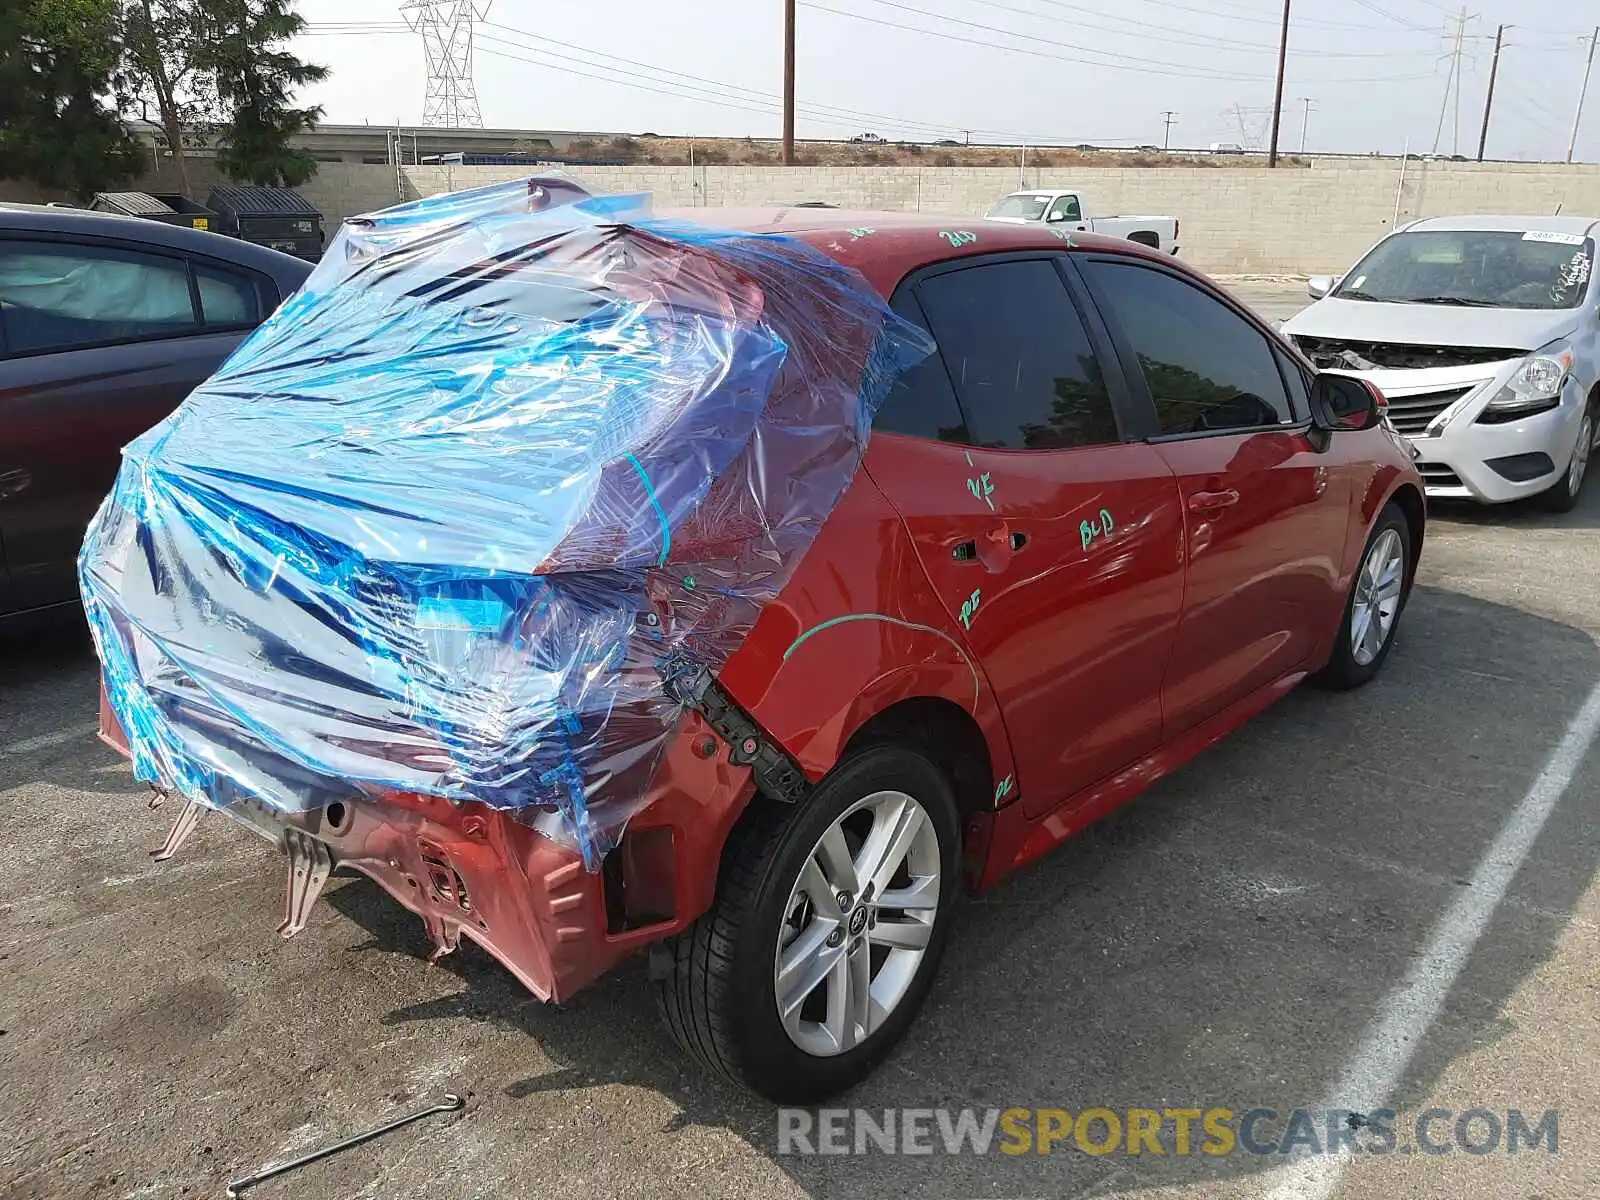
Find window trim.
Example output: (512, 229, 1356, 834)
(1070, 253, 1312, 443)
(888, 250, 1144, 453)
(0, 231, 273, 361)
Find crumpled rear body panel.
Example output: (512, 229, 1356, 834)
(80, 177, 930, 870)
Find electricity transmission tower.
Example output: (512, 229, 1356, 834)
(400, 1, 492, 128)
(1433, 8, 1477, 156)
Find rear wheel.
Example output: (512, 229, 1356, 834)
(654, 744, 960, 1103)
(1314, 502, 1410, 690)
(1540, 406, 1593, 513)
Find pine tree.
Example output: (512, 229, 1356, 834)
(1, 0, 144, 199)
(199, 0, 327, 187)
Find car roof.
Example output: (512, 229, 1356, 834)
(655, 206, 1170, 297)
(0, 202, 315, 278)
(1405, 213, 1600, 237)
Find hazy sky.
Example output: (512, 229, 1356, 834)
(292, 0, 1600, 160)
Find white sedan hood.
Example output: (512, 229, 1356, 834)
(1283, 296, 1575, 352)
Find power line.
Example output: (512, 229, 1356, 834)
(470, 27, 1143, 145)
(314, 16, 1151, 143)
(1348, 0, 1437, 34)
(798, 1, 1441, 82)
(928, 0, 1439, 55)
(476, 22, 1103, 141)
(1049, 0, 1438, 34)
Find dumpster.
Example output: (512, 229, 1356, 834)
(89, 191, 220, 232)
(205, 185, 325, 260)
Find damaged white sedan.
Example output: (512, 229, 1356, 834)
(1284, 215, 1600, 511)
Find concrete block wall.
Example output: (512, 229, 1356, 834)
(402, 160, 1600, 276)
(11, 158, 1600, 275)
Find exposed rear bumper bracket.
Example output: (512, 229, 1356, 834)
(661, 661, 811, 804)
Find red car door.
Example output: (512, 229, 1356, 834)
(1075, 255, 1352, 736)
(866, 255, 1186, 818)
(0, 236, 265, 614)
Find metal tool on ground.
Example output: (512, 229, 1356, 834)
(224, 1093, 465, 1197)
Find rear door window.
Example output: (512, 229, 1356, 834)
(194, 263, 262, 327)
(914, 259, 1120, 450)
(0, 240, 199, 354)
(1082, 259, 1293, 435)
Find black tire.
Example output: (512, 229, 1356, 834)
(653, 744, 961, 1103)
(1539, 406, 1593, 513)
(1314, 501, 1411, 691)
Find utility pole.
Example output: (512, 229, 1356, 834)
(1267, 0, 1291, 167)
(782, 0, 796, 165)
(1161, 110, 1178, 150)
(1477, 23, 1504, 162)
(1298, 97, 1317, 153)
(1570, 26, 1599, 163)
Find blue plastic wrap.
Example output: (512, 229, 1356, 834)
(80, 177, 931, 868)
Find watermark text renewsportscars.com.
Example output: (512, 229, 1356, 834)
(777, 1106, 1559, 1157)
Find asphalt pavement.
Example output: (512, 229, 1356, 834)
(3, 283, 1598, 1200)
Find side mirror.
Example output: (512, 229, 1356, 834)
(1307, 275, 1336, 300)
(1046, 211, 1067, 223)
(1310, 373, 1384, 439)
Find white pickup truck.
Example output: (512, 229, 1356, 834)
(985, 189, 1180, 255)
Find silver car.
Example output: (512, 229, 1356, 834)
(1283, 215, 1599, 510)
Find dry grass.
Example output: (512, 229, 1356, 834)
(545, 135, 1309, 169)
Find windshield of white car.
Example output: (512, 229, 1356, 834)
(1334, 229, 1595, 310)
(989, 195, 1050, 220)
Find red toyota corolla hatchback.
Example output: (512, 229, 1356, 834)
(91, 196, 1423, 1104)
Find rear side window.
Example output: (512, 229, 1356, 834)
(1083, 259, 1292, 435)
(195, 263, 262, 327)
(0, 241, 198, 353)
(873, 298, 971, 442)
(915, 259, 1119, 451)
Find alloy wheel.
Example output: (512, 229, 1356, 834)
(774, 789, 942, 1058)
(1351, 527, 1405, 667)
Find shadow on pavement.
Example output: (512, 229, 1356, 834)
(312, 580, 1600, 1197)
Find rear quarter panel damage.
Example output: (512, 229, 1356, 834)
(718, 470, 1017, 810)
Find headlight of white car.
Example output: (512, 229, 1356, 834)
(1485, 341, 1575, 413)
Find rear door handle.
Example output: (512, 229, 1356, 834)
(1187, 488, 1240, 513)
(952, 529, 1027, 563)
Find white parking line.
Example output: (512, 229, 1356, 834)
(0, 724, 97, 756)
(1263, 675, 1600, 1200)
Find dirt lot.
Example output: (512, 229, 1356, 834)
(3, 286, 1596, 1199)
